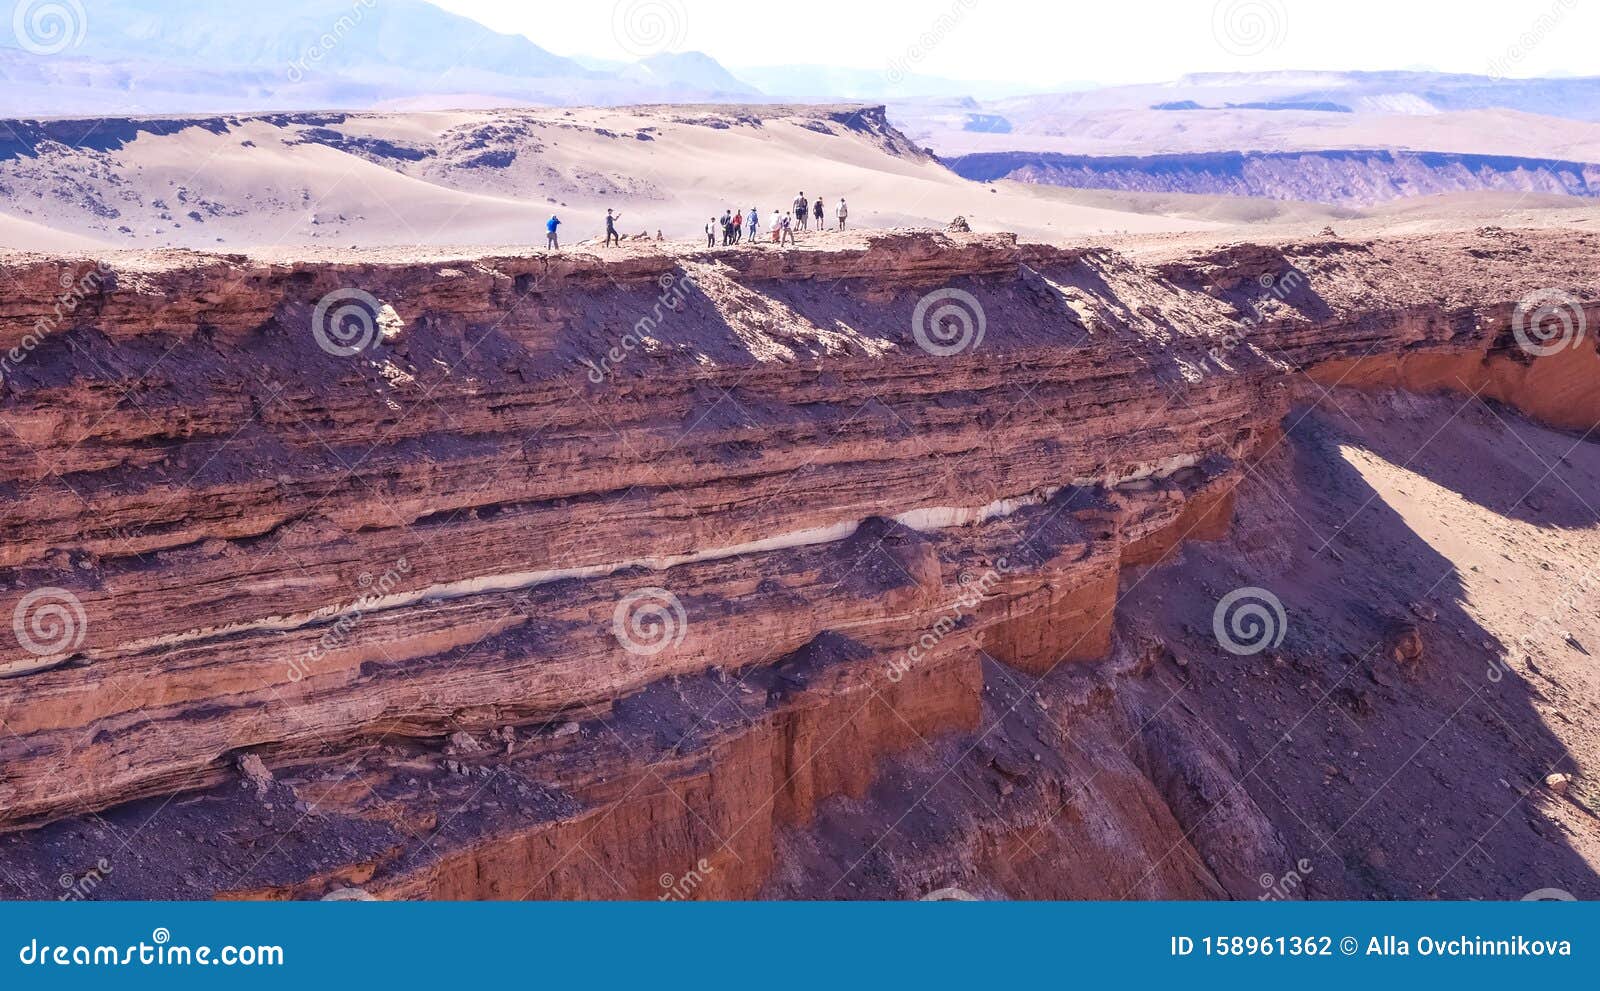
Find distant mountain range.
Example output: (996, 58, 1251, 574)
(0, 0, 765, 114)
(4, 2, 1600, 130)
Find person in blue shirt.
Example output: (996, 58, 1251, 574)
(546, 215, 561, 250)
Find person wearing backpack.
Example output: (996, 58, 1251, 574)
(836, 197, 848, 231)
(546, 214, 561, 250)
(794, 192, 809, 231)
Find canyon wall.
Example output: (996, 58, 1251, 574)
(0, 226, 1595, 898)
(946, 149, 1600, 205)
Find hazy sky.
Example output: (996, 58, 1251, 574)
(431, 0, 1598, 86)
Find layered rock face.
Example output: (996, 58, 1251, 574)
(0, 227, 1595, 899)
(946, 149, 1600, 205)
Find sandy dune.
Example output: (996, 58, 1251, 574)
(0, 104, 1229, 252)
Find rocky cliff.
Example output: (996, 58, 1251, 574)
(0, 227, 1596, 899)
(947, 149, 1600, 205)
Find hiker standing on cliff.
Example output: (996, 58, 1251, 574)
(731, 209, 743, 244)
(604, 208, 623, 248)
(746, 206, 761, 241)
(546, 214, 561, 250)
(836, 197, 848, 230)
(813, 197, 825, 231)
(779, 212, 796, 245)
(794, 191, 809, 231)
(705, 216, 717, 248)
(720, 209, 733, 246)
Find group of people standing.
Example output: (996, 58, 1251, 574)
(546, 193, 851, 252)
(707, 192, 849, 248)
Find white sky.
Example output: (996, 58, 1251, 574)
(430, 0, 1600, 86)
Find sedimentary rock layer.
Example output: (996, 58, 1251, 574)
(0, 226, 1595, 897)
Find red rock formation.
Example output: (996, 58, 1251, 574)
(0, 226, 1594, 899)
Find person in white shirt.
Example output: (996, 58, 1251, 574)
(836, 198, 849, 231)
